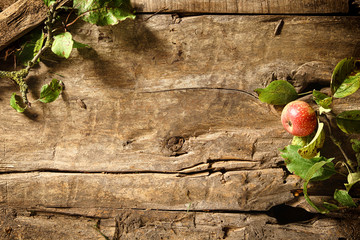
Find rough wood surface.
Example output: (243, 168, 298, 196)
(0, 0, 353, 51)
(1, 14, 360, 239)
(132, 0, 349, 14)
(0, 0, 17, 12)
(0, 0, 47, 51)
(2, 15, 360, 173)
(0, 171, 299, 211)
(1, 208, 356, 240)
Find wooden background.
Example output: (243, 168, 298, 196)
(1, 0, 360, 239)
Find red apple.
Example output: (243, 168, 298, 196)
(281, 100, 317, 137)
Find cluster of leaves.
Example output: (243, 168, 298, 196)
(255, 58, 360, 213)
(7, 0, 135, 112)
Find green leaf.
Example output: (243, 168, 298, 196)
(336, 110, 360, 134)
(73, 0, 136, 26)
(291, 133, 314, 148)
(331, 58, 357, 95)
(16, 29, 44, 66)
(254, 80, 298, 105)
(303, 159, 334, 213)
(334, 189, 357, 207)
(73, 40, 90, 48)
(312, 90, 332, 109)
(298, 122, 325, 159)
(351, 139, 360, 153)
(350, 139, 360, 168)
(333, 73, 360, 98)
(39, 79, 63, 103)
(51, 32, 74, 59)
(345, 172, 360, 192)
(280, 145, 335, 181)
(10, 93, 26, 113)
(43, 0, 56, 7)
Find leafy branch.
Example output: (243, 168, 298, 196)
(255, 57, 360, 212)
(0, 0, 135, 112)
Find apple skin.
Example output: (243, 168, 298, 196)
(281, 100, 317, 137)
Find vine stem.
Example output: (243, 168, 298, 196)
(322, 113, 356, 173)
(298, 90, 313, 96)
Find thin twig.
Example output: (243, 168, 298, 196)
(92, 221, 110, 240)
(323, 113, 356, 173)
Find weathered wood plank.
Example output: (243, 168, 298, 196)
(1, 208, 352, 240)
(0, 0, 47, 51)
(0, 0, 352, 51)
(0, 171, 299, 211)
(0, 0, 16, 12)
(133, 0, 349, 14)
(1, 15, 360, 173)
(0, 208, 103, 240)
(0, 12, 359, 240)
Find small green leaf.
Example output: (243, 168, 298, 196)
(345, 172, 360, 192)
(334, 189, 357, 207)
(39, 79, 63, 103)
(254, 80, 298, 105)
(351, 139, 360, 153)
(34, 32, 45, 54)
(43, 0, 56, 7)
(291, 133, 314, 148)
(303, 159, 334, 213)
(336, 110, 360, 134)
(333, 73, 360, 98)
(312, 90, 332, 109)
(331, 58, 357, 95)
(280, 145, 335, 181)
(51, 32, 74, 59)
(10, 93, 26, 113)
(73, 0, 136, 26)
(298, 122, 325, 159)
(16, 29, 44, 66)
(73, 40, 90, 49)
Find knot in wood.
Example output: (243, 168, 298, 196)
(166, 136, 185, 152)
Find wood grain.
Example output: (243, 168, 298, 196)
(0, 0, 352, 51)
(0, 171, 299, 211)
(0, 0, 17, 11)
(132, 0, 349, 14)
(1, 208, 352, 240)
(0, 0, 47, 51)
(1, 15, 360, 173)
(1, 13, 360, 239)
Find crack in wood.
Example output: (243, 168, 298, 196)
(140, 87, 258, 99)
(0, 160, 268, 176)
(25, 204, 319, 226)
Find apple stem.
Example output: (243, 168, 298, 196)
(298, 91, 313, 96)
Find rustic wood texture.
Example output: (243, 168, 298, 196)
(1, 11, 360, 240)
(1, 208, 355, 240)
(0, 0, 48, 51)
(132, 0, 349, 14)
(0, 0, 17, 12)
(1, 15, 360, 173)
(0, 0, 353, 51)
